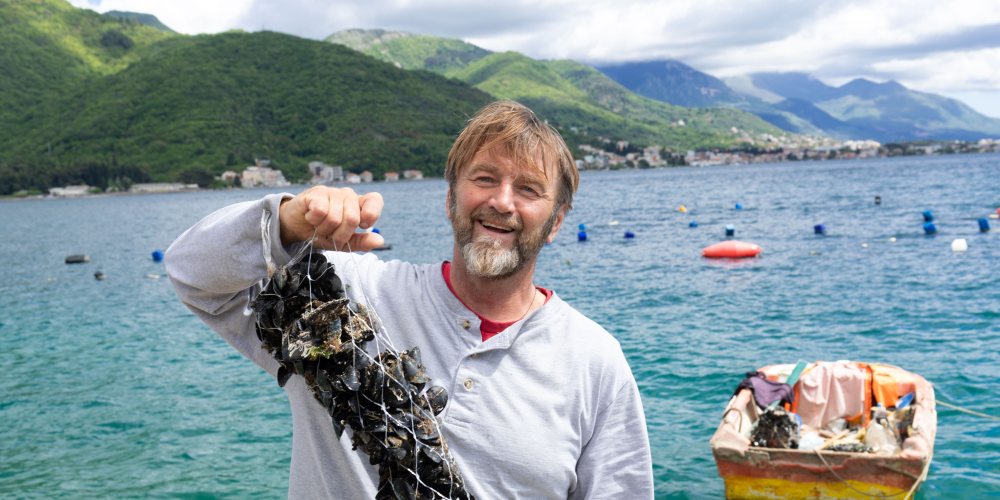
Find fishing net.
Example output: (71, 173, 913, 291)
(251, 247, 473, 499)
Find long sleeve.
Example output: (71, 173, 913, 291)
(164, 193, 293, 375)
(571, 379, 654, 499)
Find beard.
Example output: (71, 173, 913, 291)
(451, 202, 559, 280)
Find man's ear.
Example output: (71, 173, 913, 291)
(546, 204, 568, 244)
(445, 189, 454, 221)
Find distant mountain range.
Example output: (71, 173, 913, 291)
(595, 60, 1000, 142)
(326, 29, 783, 152)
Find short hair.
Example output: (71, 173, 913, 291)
(445, 100, 579, 209)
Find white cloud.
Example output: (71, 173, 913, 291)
(871, 48, 1000, 92)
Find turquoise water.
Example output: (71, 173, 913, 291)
(1, 154, 997, 498)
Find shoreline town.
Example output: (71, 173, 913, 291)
(19, 137, 1000, 199)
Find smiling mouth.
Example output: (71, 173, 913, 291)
(479, 220, 516, 234)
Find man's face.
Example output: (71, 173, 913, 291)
(449, 147, 565, 280)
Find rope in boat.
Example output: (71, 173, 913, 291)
(811, 448, 930, 500)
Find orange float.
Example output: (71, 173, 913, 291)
(702, 240, 762, 258)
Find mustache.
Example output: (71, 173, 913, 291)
(472, 207, 522, 231)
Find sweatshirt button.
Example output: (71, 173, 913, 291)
(463, 378, 474, 390)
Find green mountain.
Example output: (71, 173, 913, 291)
(328, 30, 787, 150)
(103, 10, 176, 33)
(1, 2, 493, 195)
(326, 29, 489, 73)
(0, 0, 175, 124)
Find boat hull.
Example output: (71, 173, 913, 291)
(714, 446, 927, 499)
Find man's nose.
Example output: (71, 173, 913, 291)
(488, 181, 516, 213)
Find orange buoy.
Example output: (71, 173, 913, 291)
(702, 240, 762, 258)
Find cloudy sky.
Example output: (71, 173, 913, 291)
(70, 0, 1000, 118)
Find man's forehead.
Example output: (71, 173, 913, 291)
(470, 146, 553, 180)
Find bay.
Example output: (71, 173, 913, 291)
(1, 153, 997, 498)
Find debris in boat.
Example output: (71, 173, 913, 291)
(865, 404, 901, 455)
(826, 441, 870, 453)
(251, 253, 473, 500)
(750, 408, 800, 449)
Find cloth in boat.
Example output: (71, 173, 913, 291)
(734, 371, 794, 408)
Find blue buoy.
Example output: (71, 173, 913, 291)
(371, 228, 381, 234)
(577, 231, 587, 242)
(735, 203, 743, 210)
(725, 224, 735, 237)
(814, 224, 826, 235)
(923, 222, 937, 235)
(978, 218, 990, 232)
(922, 210, 934, 222)
(578, 223, 586, 231)
(624, 231, 635, 239)
(689, 221, 698, 228)
(151, 250, 164, 262)
(875, 196, 882, 205)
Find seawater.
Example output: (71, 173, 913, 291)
(1, 154, 997, 498)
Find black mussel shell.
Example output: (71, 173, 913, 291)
(425, 386, 448, 415)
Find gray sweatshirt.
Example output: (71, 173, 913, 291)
(165, 194, 654, 499)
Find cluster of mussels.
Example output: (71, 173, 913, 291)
(252, 253, 473, 499)
(750, 408, 801, 449)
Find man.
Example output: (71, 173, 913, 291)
(166, 100, 653, 498)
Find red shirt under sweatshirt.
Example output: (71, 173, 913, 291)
(441, 262, 552, 341)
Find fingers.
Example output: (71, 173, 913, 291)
(347, 230, 385, 252)
(329, 193, 362, 248)
(282, 186, 383, 252)
(359, 192, 384, 230)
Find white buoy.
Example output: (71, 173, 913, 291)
(951, 238, 968, 252)
(889, 237, 897, 243)
(862, 243, 869, 248)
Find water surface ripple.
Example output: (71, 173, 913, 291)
(1, 154, 997, 498)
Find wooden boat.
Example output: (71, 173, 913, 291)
(710, 361, 936, 499)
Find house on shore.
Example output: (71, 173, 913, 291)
(241, 164, 290, 188)
(308, 161, 344, 185)
(130, 183, 199, 193)
(49, 185, 91, 197)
